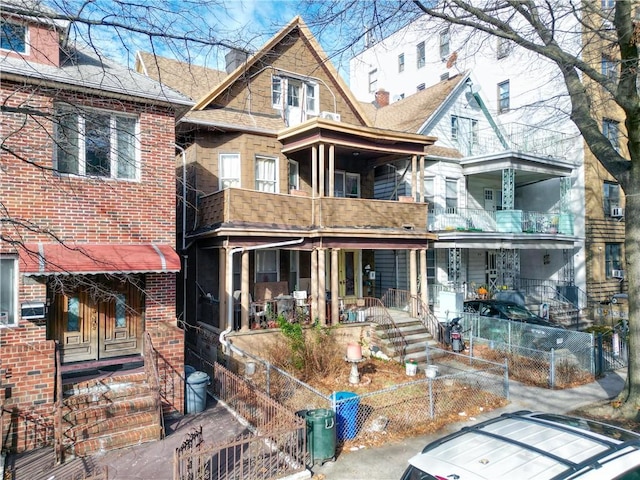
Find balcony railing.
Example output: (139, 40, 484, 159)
(429, 207, 574, 235)
(198, 188, 429, 231)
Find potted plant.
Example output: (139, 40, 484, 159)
(477, 285, 489, 299)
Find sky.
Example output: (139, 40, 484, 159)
(47, 0, 364, 81)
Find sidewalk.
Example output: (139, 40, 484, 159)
(4, 369, 627, 480)
(310, 368, 627, 479)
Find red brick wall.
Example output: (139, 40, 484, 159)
(1, 14, 61, 66)
(0, 80, 183, 447)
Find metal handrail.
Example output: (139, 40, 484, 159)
(350, 296, 407, 361)
(54, 341, 63, 464)
(143, 332, 164, 438)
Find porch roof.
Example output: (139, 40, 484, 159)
(19, 243, 181, 276)
(433, 233, 581, 249)
(460, 151, 574, 183)
(277, 117, 436, 160)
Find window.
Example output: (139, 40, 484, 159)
(605, 243, 622, 277)
(1, 20, 26, 53)
(55, 106, 139, 180)
(601, 55, 617, 81)
(305, 83, 317, 113)
(439, 29, 450, 59)
(368, 69, 378, 93)
(603, 118, 619, 151)
(288, 159, 299, 191)
(601, 0, 614, 9)
(603, 181, 620, 215)
(446, 178, 458, 212)
(417, 83, 425, 91)
(255, 155, 277, 193)
(219, 153, 241, 189)
(498, 80, 510, 113)
(331, 170, 360, 198)
(497, 37, 511, 59)
(0, 258, 18, 327)
(423, 177, 435, 208)
(416, 41, 425, 69)
(256, 250, 279, 282)
(272, 75, 318, 124)
(272, 76, 283, 107)
(451, 115, 479, 155)
(398, 53, 405, 73)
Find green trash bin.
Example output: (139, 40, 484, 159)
(306, 408, 336, 465)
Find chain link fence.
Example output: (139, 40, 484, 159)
(451, 312, 595, 388)
(192, 344, 508, 445)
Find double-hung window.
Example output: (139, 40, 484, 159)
(423, 177, 435, 209)
(603, 181, 620, 215)
(603, 118, 620, 151)
(331, 170, 360, 198)
(601, 55, 617, 81)
(219, 153, 241, 189)
(451, 115, 478, 155)
(55, 106, 139, 180)
(255, 155, 277, 193)
(1, 20, 27, 53)
(416, 41, 425, 69)
(256, 250, 279, 282)
(398, 53, 405, 73)
(368, 69, 378, 93)
(288, 159, 299, 191)
(605, 243, 622, 278)
(445, 178, 458, 212)
(439, 29, 450, 59)
(498, 80, 510, 113)
(0, 257, 18, 327)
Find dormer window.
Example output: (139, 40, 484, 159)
(1, 20, 27, 53)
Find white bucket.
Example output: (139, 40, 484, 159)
(425, 365, 438, 379)
(405, 361, 418, 376)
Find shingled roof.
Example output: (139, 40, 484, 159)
(362, 73, 469, 133)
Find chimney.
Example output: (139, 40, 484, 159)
(374, 89, 390, 108)
(225, 48, 248, 73)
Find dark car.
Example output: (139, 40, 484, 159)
(463, 299, 567, 350)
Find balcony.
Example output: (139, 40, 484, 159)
(198, 188, 429, 231)
(429, 207, 574, 235)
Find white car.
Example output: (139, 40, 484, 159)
(401, 410, 640, 480)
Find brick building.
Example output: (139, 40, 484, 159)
(0, 0, 192, 455)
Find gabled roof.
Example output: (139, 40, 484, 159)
(136, 52, 226, 102)
(192, 16, 370, 126)
(361, 73, 469, 133)
(1, 47, 194, 107)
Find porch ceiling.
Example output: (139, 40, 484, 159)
(433, 232, 581, 250)
(461, 150, 574, 185)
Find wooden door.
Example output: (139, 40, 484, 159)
(50, 281, 143, 364)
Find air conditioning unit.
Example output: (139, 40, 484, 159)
(611, 206, 624, 218)
(612, 269, 625, 279)
(320, 111, 341, 121)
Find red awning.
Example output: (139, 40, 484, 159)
(20, 243, 181, 275)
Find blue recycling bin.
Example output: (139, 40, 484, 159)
(186, 371, 209, 414)
(332, 391, 360, 440)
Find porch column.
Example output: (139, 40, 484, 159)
(219, 248, 227, 328)
(411, 155, 418, 199)
(311, 248, 318, 323)
(241, 250, 250, 330)
(319, 143, 325, 197)
(317, 248, 327, 325)
(328, 144, 335, 197)
(502, 168, 515, 210)
(410, 249, 418, 318)
(331, 248, 340, 324)
(419, 155, 425, 202)
(312, 145, 318, 198)
(420, 248, 428, 309)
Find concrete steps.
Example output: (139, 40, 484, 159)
(61, 371, 162, 461)
(374, 310, 439, 366)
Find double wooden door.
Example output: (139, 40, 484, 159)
(49, 281, 143, 364)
